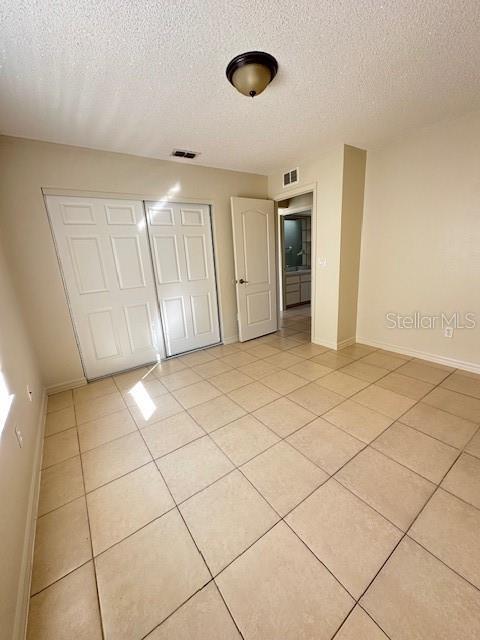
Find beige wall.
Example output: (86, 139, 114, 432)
(338, 146, 366, 344)
(357, 110, 480, 368)
(0, 239, 44, 639)
(0, 136, 267, 388)
(269, 145, 365, 349)
(278, 191, 313, 211)
(269, 146, 345, 347)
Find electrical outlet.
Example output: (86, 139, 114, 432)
(15, 427, 23, 448)
(26, 385, 33, 402)
(444, 327, 454, 338)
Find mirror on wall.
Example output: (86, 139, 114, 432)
(284, 219, 303, 268)
(283, 214, 311, 271)
(281, 211, 312, 308)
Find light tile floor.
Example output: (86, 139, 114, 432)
(27, 305, 480, 639)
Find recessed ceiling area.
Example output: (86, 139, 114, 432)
(1, 0, 479, 174)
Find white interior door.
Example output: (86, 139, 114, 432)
(231, 197, 277, 341)
(145, 201, 220, 355)
(46, 195, 164, 379)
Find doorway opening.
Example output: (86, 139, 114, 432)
(277, 192, 313, 326)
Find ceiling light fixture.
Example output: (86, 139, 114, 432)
(226, 51, 278, 98)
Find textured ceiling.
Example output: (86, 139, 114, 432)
(1, 1, 479, 174)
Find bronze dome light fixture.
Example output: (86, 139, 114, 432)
(226, 51, 278, 98)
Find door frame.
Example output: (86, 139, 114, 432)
(272, 182, 317, 342)
(42, 188, 225, 378)
(278, 206, 312, 311)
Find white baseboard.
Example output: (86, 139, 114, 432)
(356, 335, 480, 374)
(13, 388, 47, 640)
(223, 335, 239, 345)
(312, 335, 356, 351)
(337, 336, 356, 350)
(46, 376, 86, 395)
(312, 336, 337, 350)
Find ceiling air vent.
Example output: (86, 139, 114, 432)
(172, 149, 199, 159)
(283, 167, 299, 187)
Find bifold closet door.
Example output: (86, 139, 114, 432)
(145, 201, 221, 355)
(46, 195, 164, 379)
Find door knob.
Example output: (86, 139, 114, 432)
(237, 278, 248, 284)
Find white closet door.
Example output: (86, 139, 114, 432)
(46, 195, 164, 379)
(145, 201, 220, 355)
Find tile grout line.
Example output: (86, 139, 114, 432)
(393, 415, 478, 449)
(132, 408, 247, 640)
(322, 368, 466, 522)
(112, 394, 218, 639)
(43, 364, 479, 588)
(89, 374, 158, 638)
(403, 531, 480, 593)
(186, 423, 365, 629)
(199, 335, 478, 590)
(311, 364, 480, 483)
(60, 340, 431, 451)
(38, 330, 480, 637)
(354, 439, 480, 610)
(140, 340, 381, 633)
(196, 414, 362, 603)
(29, 558, 93, 599)
(330, 600, 394, 640)
(347, 389, 480, 605)
(47, 346, 479, 500)
(72, 402, 106, 640)
(136, 580, 216, 640)
(205, 361, 480, 631)
(329, 372, 480, 637)
(41, 350, 480, 538)
(355, 604, 393, 640)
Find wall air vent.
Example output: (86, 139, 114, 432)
(283, 167, 299, 187)
(172, 149, 199, 159)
